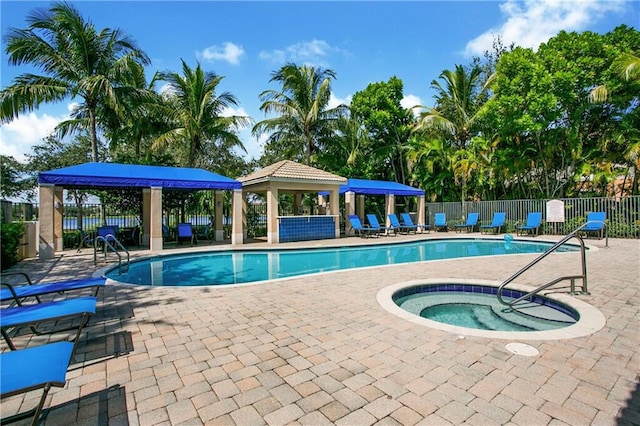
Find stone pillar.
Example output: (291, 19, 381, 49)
(215, 191, 224, 241)
(330, 188, 340, 238)
(417, 195, 426, 231)
(142, 188, 151, 245)
(385, 194, 395, 228)
(149, 187, 163, 252)
(357, 194, 365, 220)
(344, 191, 356, 236)
(53, 187, 64, 251)
(266, 186, 279, 244)
(231, 189, 244, 245)
(38, 184, 55, 259)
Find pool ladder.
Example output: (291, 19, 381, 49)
(94, 234, 130, 273)
(497, 224, 591, 308)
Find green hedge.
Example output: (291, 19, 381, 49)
(1, 222, 25, 271)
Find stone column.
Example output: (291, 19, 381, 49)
(149, 187, 163, 252)
(385, 194, 395, 228)
(417, 195, 426, 231)
(215, 190, 224, 241)
(38, 184, 55, 259)
(345, 191, 356, 236)
(266, 186, 279, 243)
(53, 187, 64, 251)
(357, 194, 365, 219)
(330, 188, 340, 238)
(142, 188, 151, 245)
(231, 189, 244, 245)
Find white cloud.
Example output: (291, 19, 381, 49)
(197, 42, 245, 64)
(401, 94, 423, 118)
(328, 93, 351, 109)
(0, 112, 66, 162)
(464, 0, 628, 56)
(259, 39, 346, 66)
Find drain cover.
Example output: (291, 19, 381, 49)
(505, 342, 539, 356)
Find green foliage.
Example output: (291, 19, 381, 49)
(1, 222, 24, 270)
(0, 155, 28, 199)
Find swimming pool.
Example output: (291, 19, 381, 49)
(105, 238, 581, 287)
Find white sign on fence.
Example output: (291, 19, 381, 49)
(546, 199, 565, 223)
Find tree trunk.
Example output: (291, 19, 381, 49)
(89, 108, 99, 162)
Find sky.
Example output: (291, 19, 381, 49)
(1, 0, 638, 164)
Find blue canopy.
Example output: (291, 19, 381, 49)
(38, 162, 241, 190)
(325, 178, 424, 196)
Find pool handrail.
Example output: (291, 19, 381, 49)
(497, 222, 592, 308)
(94, 235, 129, 273)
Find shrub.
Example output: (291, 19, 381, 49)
(1, 222, 25, 270)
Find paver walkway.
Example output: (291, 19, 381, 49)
(1, 234, 638, 425)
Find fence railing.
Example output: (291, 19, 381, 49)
(4, 195, 640, 241)
(424, 196, 640, 238)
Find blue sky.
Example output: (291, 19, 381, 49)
(1, 0, 638, 163)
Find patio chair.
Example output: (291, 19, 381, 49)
(347, 215, 378, 238)
(388, 213, 413, 234)
(122, 226, 141, 246)
(480, 212, 506, 234)
(581, 211, 606, 239)
(1, 341, 75, 425)
(162, 224, 175, 243)
(1, 296, 97, 351)
(197, 223, 212, 241)
(366, 214, 396, 236)
(453, 212, 479, 233)
(76, 229, 94, 252)
(400, 213, 429, 234)
(516, 212, 543, 236)
(0, 273, 105, 306)
(434, 213, 448, 232)
(177, 223, 196, 245)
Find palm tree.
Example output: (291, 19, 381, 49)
(153, 59, 250, 168)
(589, 52, 640, 102)
(253, 63, 346, 165)
(0, 2, 150, 161)
(414, 64, 492, 204)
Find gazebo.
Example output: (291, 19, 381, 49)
(37, 162, 244, 259)
(237, 161, 347, 243)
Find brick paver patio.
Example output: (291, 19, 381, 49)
(1, 234, 638, 425)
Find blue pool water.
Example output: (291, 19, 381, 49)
(393, 284, 578, 331)
(106, 239, 580, 287)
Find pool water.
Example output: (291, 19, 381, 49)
(106, 238, 580, 287)
(394, 285, 578, 332)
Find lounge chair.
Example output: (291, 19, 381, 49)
(197, 223, 212, 241)
(581, 211, 606, 239)
(400, 213, 430, 234)
(366, 214, 395, 236)
(1, 296, 97, 351)
(76, 229, 94, 252)
(347, 215, 378, 238)
(480, 212, 506, 234)
(388, 213, 413, 234)
(434, 213, 448, 232)
(1, 341, 75, 425)
(0, 273, 105, 306)
(516, 212, 543, 236)
(177, 223, 196, 245)
(97, 225, 119, 243)
(453, 212, 479, 233)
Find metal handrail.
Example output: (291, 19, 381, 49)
(94, 234, 130, 273)
(497, 223, 592, 307)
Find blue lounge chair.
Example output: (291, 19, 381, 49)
(434, 213, 448, 232)
(1, 341, 75, 425)
(388, 214, 413, 234)
(581, 211, 606, 239)
(348, 215, 378, 238)
(400, 213, 429, 234)
(0, 273, 105, 306)
(454, 212, 479, 233)
(97, 225, 119, 243)
(516, 212, 543, 236)
(480, 212, 506, 234)
(197, 223, 212, 241)
(76, 229, 95, 252)
(1, 296, 97, 351)
(366, 214, 395, 236)
(177, 223, 196, 245)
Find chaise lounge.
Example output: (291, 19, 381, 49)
(480, 212, 506, 234)
(1, 273, 105, 306)
(516, 212, 543, 236)
(453, 212, 479, 233)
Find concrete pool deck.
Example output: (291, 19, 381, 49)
(1, 234, 638, 425)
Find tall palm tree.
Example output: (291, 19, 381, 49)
(590, 52, 640, 102)
(414, 64, 493, 204)
(253, 63, 345, 165)
(0, 2, 150, 161)
(154, 60, 250, 168)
